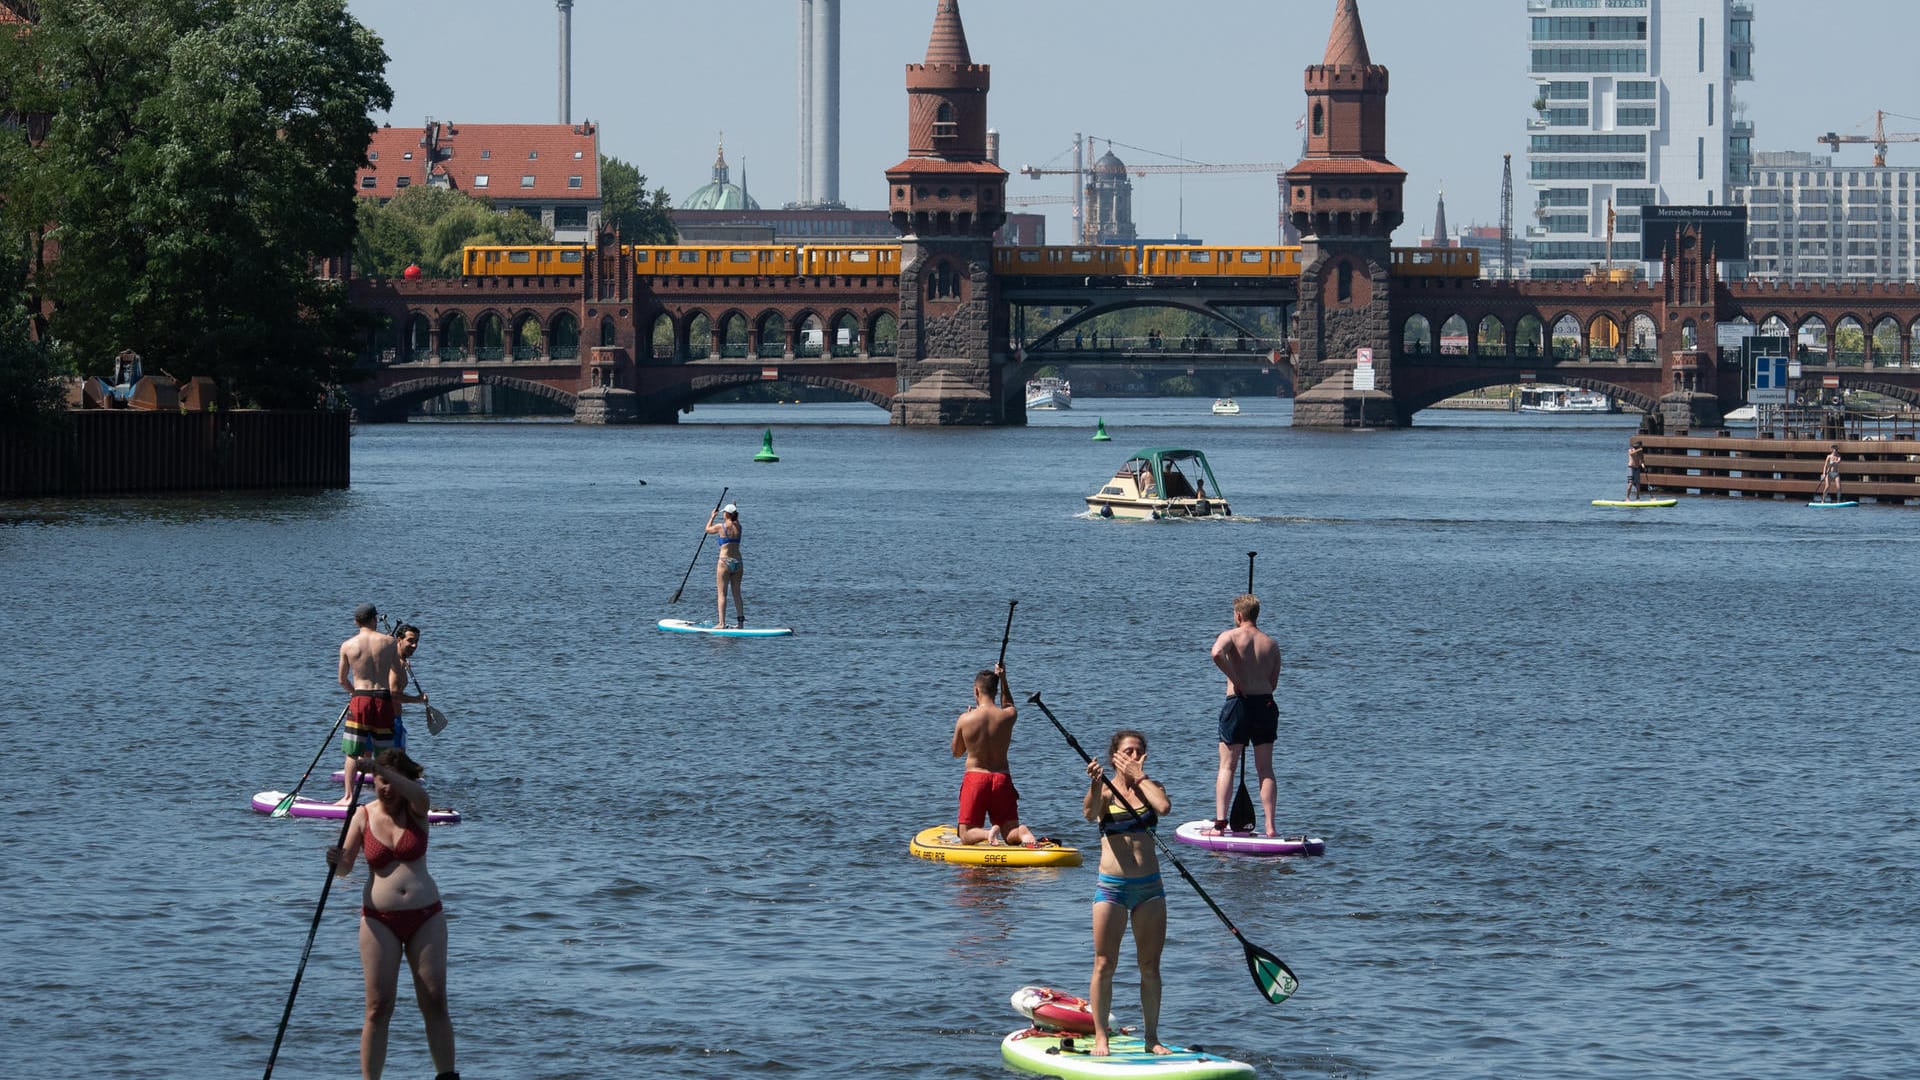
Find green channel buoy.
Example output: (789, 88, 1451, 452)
(1092, 418, 1111, 441)
(754, 428, 780, 462)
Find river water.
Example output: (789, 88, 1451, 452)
(4, 397, 1915, 1079)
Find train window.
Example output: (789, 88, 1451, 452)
(561, 251, 583, 263)
(1242, 252, 1263, 263)
(474, 175, 489, 187)
(633, 250, 650, 261)
(1019, 251, 1040, 263)
(848, 250, 871, 263)
(1191, 251, 1214, 263)
(1071, 250, 1093, 263)
(678, 251, 701, 263)
(509, 251, 531, 263)
(729, 250, 754, 262)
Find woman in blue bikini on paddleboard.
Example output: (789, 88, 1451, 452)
(1083, 729, 1173, 1057)
(705, 502, 745, 628)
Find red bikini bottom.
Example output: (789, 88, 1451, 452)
(362, 900, 444, 944)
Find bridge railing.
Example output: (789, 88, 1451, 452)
(410, 348, 437, 363)
(757, 343, 785, 359)
(796, 342, 823, 358)
(512, 344, 541, 361)
(551, 346, 579, 360)
(437, 347, 466, 362)
(1024, 334, 1281, 354)
(476, 346, 505, 361)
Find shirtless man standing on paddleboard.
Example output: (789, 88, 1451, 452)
(337, 603, 404, 804)
(952, 663, 1037, 846)
(1210, 594, 1282, 837)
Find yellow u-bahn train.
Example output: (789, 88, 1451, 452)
(460, 242, 1474, 280)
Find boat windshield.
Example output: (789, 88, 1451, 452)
(1118, 451, 1223, 499)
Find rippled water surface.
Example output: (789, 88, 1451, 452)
(5, 398, 1917, 1079)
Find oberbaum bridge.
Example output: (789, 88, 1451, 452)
(344, 0, 1920, 431)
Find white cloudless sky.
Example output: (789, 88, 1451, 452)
(345, 0, 1918, 245)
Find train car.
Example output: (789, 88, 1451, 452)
(992, 245, 1137, 277)
(629, 245, 800, 277)
(1141, 246, 1303, 278)
(462, 245, 587, 277)
(1389, 247, 1480, 277)
(798, 245, 901, 276)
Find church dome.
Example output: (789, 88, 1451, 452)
(1093, 149, 1127, 177)
(680, 138, 759, 211)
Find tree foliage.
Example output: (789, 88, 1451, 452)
(353, 184, 551, 279)
(0, 0, 392, 408)
(600, 154, 677, 244)
(0, 236, 73, 427)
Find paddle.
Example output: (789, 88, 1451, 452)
(1228, 552, 1258, 832)
(998, 598, 1017, 668)
(1027, 691, 1298, 1005)
(271, 703, 351, 818)
(668, 486, 729, 604)
(407, 667, 450, 736)
(262, 768, 369, 1078)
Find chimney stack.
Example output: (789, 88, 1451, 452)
(557, 1, 574, 124)
(795, 0, 841, 208)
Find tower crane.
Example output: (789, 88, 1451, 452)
(1818, 110, 1920, 167)
(1018, 134, 1289, 242)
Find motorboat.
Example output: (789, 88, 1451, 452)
(1026, 377, 1072, 411)
(1211, 397, 1241, 415)
(1087, 448, 1229, 520)
(1518, 385, 1613, 413)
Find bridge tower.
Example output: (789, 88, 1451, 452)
(885, 0, 1012, 425)
(1285, 0, 1406, 428)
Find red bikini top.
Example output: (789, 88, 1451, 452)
(362, 812, 428, 872)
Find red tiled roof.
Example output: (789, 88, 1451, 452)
(1322, 0, 1372, 68)
(355, 122, 600, 202)
(925, 0, 972, 67)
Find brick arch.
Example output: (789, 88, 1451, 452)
(1796, 376, 1920, 410)
(1397, 372, 1654, 418)
(673, 371, 891, 411)
(370, 373, 578, 412)
(1026, 297, 1270, 350)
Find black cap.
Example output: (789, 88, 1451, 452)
(354, 602, 378, 623)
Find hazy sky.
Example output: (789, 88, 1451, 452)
(345, 0, 1918, 245)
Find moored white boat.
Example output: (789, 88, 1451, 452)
(1026, 377, 1072, 411)
(1086, 448, 1229, 520)
(1212, 397, 1241, 415)
(1518, 384, 1613, 413)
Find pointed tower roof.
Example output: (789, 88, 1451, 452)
(1322, 0, 1371, 68)
(925, 0, 973, 67)
(1431, 185, 1448, 245)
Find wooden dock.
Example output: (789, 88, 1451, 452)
(1638, 432, 1920, 505)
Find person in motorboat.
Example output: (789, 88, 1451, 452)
(1208, 594, 1281, 838)
(705, 502, 745, 628)
(951, 663, 1038, 847)
(326, 748, 458, 1080)
(1083, 729, 1172, 1057)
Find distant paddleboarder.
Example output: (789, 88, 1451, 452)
(1626, 441, 1646, 502)
(705, 502, 745, 629)
(1818, 444, 1843, 503)
(952, 663, 1037, 846)
(1208, 594, 1281, 838)
(337, 603, 403, 805)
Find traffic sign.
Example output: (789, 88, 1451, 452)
(1356, 347, 1373, 365)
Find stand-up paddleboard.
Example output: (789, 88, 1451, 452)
(1809, 500, 1858, 509)
(1172, 821, 1324, 857)
(330, 769, 433, 785)
(251, 791, 462, 824)
(1592, 498, 1677, 507)
(656, 619, 793, 637)
(1011, 986, 1116, 1036)
(909, 824, 1082, 867)
(1001, 1029, 1254, 1079)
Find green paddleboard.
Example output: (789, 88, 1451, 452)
(1001, 1029, 1254, 1079)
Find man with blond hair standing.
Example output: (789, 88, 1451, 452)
(1208, 594, 1281, 836)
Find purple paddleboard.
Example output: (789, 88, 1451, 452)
(1172, 819, 1323, 856)
(251, 790, 462, 824)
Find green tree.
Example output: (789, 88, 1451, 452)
(354, 184, 551, 279)
(0, 0, 392, 408)
(0, 239, 73, 427)
(600, 154, 677, 243)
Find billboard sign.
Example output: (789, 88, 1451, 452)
(1640, 205, 1748, 262)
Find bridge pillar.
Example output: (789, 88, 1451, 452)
(1290, 243, 1399, 429)
(890, 241, 1002, 425)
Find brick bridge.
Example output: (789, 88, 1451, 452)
(341, 0, 1920, 429)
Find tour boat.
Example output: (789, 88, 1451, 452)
(1518, 385, 1613, 414)
(1026, 377, 1072, 411)
(1212, 397, 1241, 415)
(1086, 448, 1229, 520)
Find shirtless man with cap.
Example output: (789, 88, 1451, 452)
(1209, 594, 1282, 836)
(337, 602, 403, 804)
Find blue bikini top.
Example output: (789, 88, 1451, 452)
(1100, 800, 1158, 835)
(712, 525, 740, 547)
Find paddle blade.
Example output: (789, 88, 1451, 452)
(1229, 755, 1256, 832)
(1245, 941, 1298, 1004)
(425, 704, 450, 736)
(269, 792, 296, 818)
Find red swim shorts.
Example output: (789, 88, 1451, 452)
(958, 770, 1020, 830)
(342, 692, 397, 757)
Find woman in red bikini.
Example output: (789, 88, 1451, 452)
(327, 748, 457, 1080)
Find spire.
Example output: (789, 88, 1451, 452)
(712, 133, 728, 184)
(925, 0, 973, 67)
(1432, 185, 1448, 246)
(1322, 0, 1371, 68)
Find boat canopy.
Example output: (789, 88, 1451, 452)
(1117, 448, 1224, 500)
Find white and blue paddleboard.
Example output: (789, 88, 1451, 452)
(1809, 500, 1858, 509)
(656, 619, 793, 637)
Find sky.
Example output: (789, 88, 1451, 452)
(344, 0, 1920, 246)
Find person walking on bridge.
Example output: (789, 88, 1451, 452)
(1207, 594, 1282, 837)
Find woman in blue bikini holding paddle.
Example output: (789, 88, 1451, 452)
(1083, 729, 1173, 1057)
(705, 502, 745, 629)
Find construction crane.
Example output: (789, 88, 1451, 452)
(1818, 110, 1920, 167)
(1019, 134, 1289, 242)
(1006, 194, 1074, 207)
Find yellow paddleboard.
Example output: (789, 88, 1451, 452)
(909, 824, 1083, 868)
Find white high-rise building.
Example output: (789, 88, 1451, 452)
(1734, 151, 1920, 284)
(1523, 0, 1754, 279)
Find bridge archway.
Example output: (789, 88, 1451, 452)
(1401, 372, 1656, 419)
(1020, 297, 1274, 352)
(369, 373, 579, 416)
(672, 371, 891, 412)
